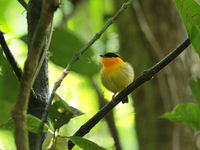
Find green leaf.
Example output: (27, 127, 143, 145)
(0, 48, 19, 122)
(26, 114, 49, 133)
(174, 0, 200, 55)
(20, 29, 100, 76)
(161, 103, 200, 130)
(89, 0, 104, 32)
(0, 114, 49, 133)
(68, 136, 106, 150)
(42, 132, 53, 150)
(48, 94, 84, 130)
(42, 133, 68, 150)
(0, 119, 14, 131)
(49, 28, 99, 76)
(190, 78, 200, 107)
(0, 49, 19, 101)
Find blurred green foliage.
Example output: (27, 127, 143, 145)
(21, 28, 100, 76)
(0, 130, 16, 150)
(190, 78, 200, 107)
(0, 114, 49, 133)
(0, 0, 137, 149)
(0, 49, 19, 122)
(49, 28, 99, 76)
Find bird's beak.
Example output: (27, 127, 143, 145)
(100, 54, 104, 57)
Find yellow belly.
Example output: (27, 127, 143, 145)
(101, 63, 134, 93)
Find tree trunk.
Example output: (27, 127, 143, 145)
(114, 0, 200, 150)
(27, 0, 49, 149)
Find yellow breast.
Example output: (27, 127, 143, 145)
(101, 60, 134, 93)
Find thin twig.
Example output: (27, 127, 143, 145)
(68, 38, 191, 149)
(50, 0, 133, 101)
(0, 29, 23, 80)
(17, 0, 28, 10)
(37, 0, 134, 145)
(11, 0, 59, 149)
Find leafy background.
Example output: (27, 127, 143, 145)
(0, 0, 136, 149)
(1, 0, 200, 149)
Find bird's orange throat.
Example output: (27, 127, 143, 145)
(101, 57, 124, 67)
(101, 57, 124, 74)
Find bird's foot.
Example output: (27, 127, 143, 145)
(112, 93, 117, 103)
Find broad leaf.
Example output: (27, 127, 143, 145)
(49, 28, 99, 76)
(42, 132, 53, 150)
(174, 0, 200, 55)
(190, 78, 200, 107)
(161, 103, 200, 130)
(26, 114, 49, 133)
(0, 49, 19, 122)
(0, 114, 49, 133)
(42, 133, 68, 150)
(48, 94, 84, 130)
(69, 136, 106, 150)
(21, 29, 100, 76)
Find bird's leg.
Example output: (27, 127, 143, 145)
(112, 92, 117, 103)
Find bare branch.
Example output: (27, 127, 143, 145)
(37, 0, 134, 143)
(68, 38, 191, 149)
(0, 29, 22, 80)
(0, 29, 38, 101)
(17, 0, 28, 10)
(11, 0, 59, 149)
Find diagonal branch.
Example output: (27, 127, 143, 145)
(17, 0, 28, 10)
(37, 0, 134, 145)
(11, 0, 59, 150)
(68, 38, 191, 149)
(0, 29, 42, 102)
(0, 29, 23, 80)
(50, 0, 133, 104)
(90, 78, 122, 150)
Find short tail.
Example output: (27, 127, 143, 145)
(122, 96, 128, 103)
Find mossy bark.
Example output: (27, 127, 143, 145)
(27, 0, 49, 149)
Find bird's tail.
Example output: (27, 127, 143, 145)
(122, 96, 128, 103)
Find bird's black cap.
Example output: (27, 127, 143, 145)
(100, 53, 119, 58)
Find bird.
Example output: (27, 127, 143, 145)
(100, 52, 134, 103)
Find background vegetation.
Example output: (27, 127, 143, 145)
(0, 0, 200, 150)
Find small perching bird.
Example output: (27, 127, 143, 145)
(100, 53, 134, 103)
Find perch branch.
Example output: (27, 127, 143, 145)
(11, 0, 59, 150)
(17, 0, 28, 10)
(37, 0, 134, 144)
(68, 38, 191, 149)
(50, 0, 133, 103)
(90, 78, 122, 150)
